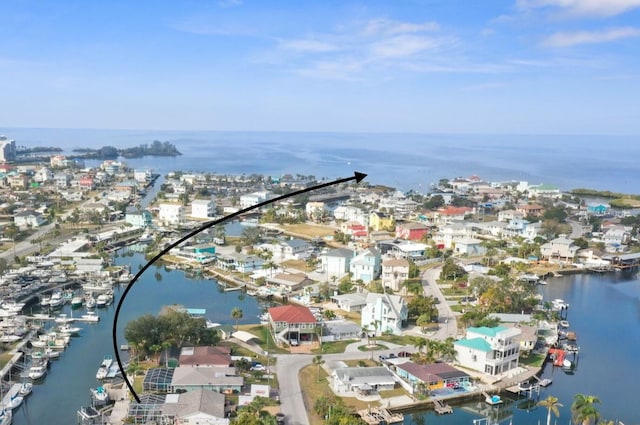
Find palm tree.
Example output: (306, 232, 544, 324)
(571, 394, 601, 425)
(231, 307, 244, 332)
(538, 395, 563, 425)
(312, 355, 325, 382)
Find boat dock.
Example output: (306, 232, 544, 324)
(433, 399, 453, 414)
(357, 407, 404, 425)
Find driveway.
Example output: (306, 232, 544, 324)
(420, 266, 458, 340)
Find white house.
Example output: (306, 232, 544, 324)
(453, 238, 486, 256)
(331, 292, 368, 313)
(381, 258, 410, 292)
(33, 167, 54, 183)
(165, 389, 229, 425)
(240, 191, 271, 209)
(158, 203, 185, 225)
(349, 248, 381, 283)
(191, 199, 216, 219)
(14, 210, 46, 229)
(540, 235, 579, 263)
(331, 366, 396, 394)
(454, 326, 521, 376)
(333, 205, 368, 225)
(361, 293, 408, 336)
(320, 248, 355, 281)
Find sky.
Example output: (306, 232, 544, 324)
(1, 0, 639, 134)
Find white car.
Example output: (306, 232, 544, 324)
(250, 363, 266, 371)
(290, 339, 299, 346)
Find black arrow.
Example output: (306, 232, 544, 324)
(113, 171, 367, 402)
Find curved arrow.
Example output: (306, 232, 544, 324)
(113, 171, 367, 402)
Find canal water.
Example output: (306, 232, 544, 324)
(10, 262, 640, 425)
(11, 251, 264, 425)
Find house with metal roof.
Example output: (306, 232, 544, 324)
(163, 389, 229, 425)
(454, 326, 521, 376)
(331, 366, 396, 394)
(395, 361, 471, 394)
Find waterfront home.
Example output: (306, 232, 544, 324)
(497, 209, 525, 222)
(163, 389, 229, 425)
(602, 224, 631, 247)
(587, 203, 610, 216)
(190, 199, 216, 219)
(125, 207, 153, 227)
(361, 292, 408, 336)
(320, 248, 355, 281)
(267, 272, 313, 291)
(349, 248, 381, 284)
(334, 205, 368, 225)
(331, 292, 368, 313)
(331, 366, 396, 394)
(216, 252, 263, 273)
(178, 346, 232, 367)
(381, 258, 409, 292)
(259, 238, 312, 261)
(267, 304, 318, 347)
(540, 235, 579, 263)
(170, 366, 243, 393)
(454, 326, 521, 376)
(158, 202, 185, 226)
(395, 221, 428, 241)
(173, 243, 216, 264)
(395, 362, 471, 394)
(240, 191, 272, 209)
(527, 183, 561, 199)
(432, 221, 475, 250)
(516, 203, 544, 217)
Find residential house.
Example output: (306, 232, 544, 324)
(54, 172, 71, 188)
(528, 183, 561, 199)
(216, 252, 263, 273)
(174, 243, 217, 264)
(320, 248, 355, 281)
(125, 208, 153, 227)
(602, 225, 630, 247)
(395, 221, 428, 241)
(395, 362, 471, 394)
(361, 292, 408, 336)
(454, 326, 521, 376)
(268, 304, 318, 346)
(453, 238, 486, 256)
(178, 346, 232, 367)
(158, 203, 185, 225)
(170, 366, 243, 393)
(381, 258, 410, 292)
(330, 292, 368, 313)
(333, 205, 368, 225)
(7, 174, 30, 189)
(540, 235, 579, 263)
(497, 209, 525, 222)
(340, 221, 368, 239)
(240, 191, 271, 209)
(433, 206, 473, 225)
(388, 241, 427, 260)
(33, 167, 54, 183)
(79, 176, 95, 191)
(306, 201, 327, 221)
(14, 210, 45, 229)
(267, 272, 313, 292)
(369, 211, 395, 232)
(191, 199, 216, 219)
(516, 203, 544, 218)
(473, 220, 507, 238)
(587, 203, 610, 216)
(164, 389, 229, 425)
(349, 248, 381, 283)
(432, 222, 475, 250)
(331, 366, 396, 394)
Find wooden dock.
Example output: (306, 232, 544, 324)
(357, 408, 404, 425)
(433, 399, 453, 414)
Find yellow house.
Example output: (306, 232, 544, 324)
(369, 211, 395, 232)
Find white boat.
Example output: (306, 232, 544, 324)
(81, 311, 100, 322)
(18, 382, 33, 397)
(71, 295, 84, 308)
(96, 355, 113, 380)
(90, 386, 110, 406)
(0, 334, 22, 343)
(48, 273, 68, 284)
(0, 408, 11, 425)
(96, 291, 113, 307)
(538, 378, 552, 387)
(54, 313, 74, 324)
(485, 394, 503, 405)
(5, 393, 23, 410)
(28, 365, 47, 380)
(117, 273, 133, 284)
(138, 231, 153, 243)
(39, 295, 51, 307)
(1, 301, 25, 313)
(77, 406, 100, 422)
(559, 320, 570, 328)
(562, 359, 573, 369)
(85, 294, 97, 309)
(58, 323, 82, 336)
(48, 291, 65, 309)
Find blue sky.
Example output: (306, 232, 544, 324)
(1, 0, 639, 134)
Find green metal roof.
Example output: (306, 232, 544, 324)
(467, 326, 507, 337)
(455, 337, 492, 352)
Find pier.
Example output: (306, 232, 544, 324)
(433, 399, 453, 414)
(357, 407, 404, 425)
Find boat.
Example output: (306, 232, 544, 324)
(562, 358, 573, 369)
(44, 348, 61, 359)
(96, 355, 113, 380)
(18, 382, 33, 397)
(5, 393, 23, 410)
(138, 231, 153, 243)
(0, 408, 11, 425)
(538, 378, 553, 387)
(538, 280, 548, 285)
(54, 313, 74, 324)
(90, 386, 110, 406)
(559, 320, 570, 328)
(48, 291, 65, 309)
(80, 311, 100, 322)
(71, 295, 84, 308)
(96, 291, 113, 307)
(48, 272, 68, 284)
(58, 323, 82, 336)
(28, 364, 47, 380)
(39, 295, 51, 307)
(77, 405, 101, 423)
(485, 394, 503, 405)
(85, 293, 96, 309)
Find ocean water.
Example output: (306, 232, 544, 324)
(2, 128, 640, 193)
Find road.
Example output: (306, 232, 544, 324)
(421, 265, 459, 340)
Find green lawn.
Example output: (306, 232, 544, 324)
(519, 353, 547, 367)
(377, 334, 415, 345)
(312, 340, 354, 354)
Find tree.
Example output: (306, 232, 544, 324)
(231, 307, 244, 331)
(416, 314, 432, 333)
(440, 258, 467, 281)
(312, 355, 325, 382)
(538, 395, 563, 425)
(571, 394, 601, 425)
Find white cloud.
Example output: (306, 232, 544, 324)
(362, 18, 439, 36)
(369, 35, 444, 59)
(279, 39, 339, 53)
(543, 26, 640, 47)
(517, 0, 640, 17)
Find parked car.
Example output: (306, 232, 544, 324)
(275, 413, 286, 425)
(250, 363, 266, 371)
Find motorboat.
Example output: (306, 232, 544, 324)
(5, 393, 23, 410)
(90, 386, 110, 406)
(85, 293, 97, 309)
(58, 323, 82, 336)
(48, 291, 65, 309)
(71, 295, 84, 308)
(28, 364, 47, 380)
(538, 378, 553, 387)
(485, 394, 503, 405)
(18, 382, 33, 397)
(81, 311, 100, 322)
(96, 355, 113, 380)
(559, 320, 570, 328)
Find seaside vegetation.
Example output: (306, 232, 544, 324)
(571, 188, 640, 208)
(72, 140, 181, 159)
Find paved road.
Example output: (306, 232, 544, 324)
(275, 342, 410, 425)
(421, 265, 459, 340)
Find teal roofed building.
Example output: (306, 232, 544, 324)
(587, 203, 609, 215)
(454, 325, 521, 376)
